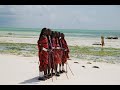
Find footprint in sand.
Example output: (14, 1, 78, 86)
(87, 62, 92, 64)
(92, 66, 99, 69)
(82, 66, 86, 68)
(74, 62, 79, 64)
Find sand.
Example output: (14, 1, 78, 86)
(0, 54, 120, 85)
(0, 35, 120, 85)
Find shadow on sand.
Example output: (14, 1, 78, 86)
(19, 76, 44, 84)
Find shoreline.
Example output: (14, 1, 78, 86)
(0, 36, 120, 48)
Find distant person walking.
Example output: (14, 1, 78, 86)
(101, 36, 105, 48)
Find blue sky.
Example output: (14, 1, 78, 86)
(0, 5, 120, 30)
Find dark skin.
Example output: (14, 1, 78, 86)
(51, 31, 56, 39)
(61, 33, 64, 39)
(47, 29, 52, 36)
(56, 32, 59, 38)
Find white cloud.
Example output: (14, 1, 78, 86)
(0, 5, 51, 16)
(0, 5, 120, 29)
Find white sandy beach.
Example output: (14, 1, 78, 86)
(0, 35, 120, 85)
(0, 54, 120, 85)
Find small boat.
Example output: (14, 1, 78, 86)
(106, 36, 118, 39)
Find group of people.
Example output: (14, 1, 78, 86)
(37, 28, 70, 80)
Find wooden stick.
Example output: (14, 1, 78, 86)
(66, 63, 69, 79)
(67, 62, 74, 76)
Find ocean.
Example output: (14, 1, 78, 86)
(0, 27, 120, 38)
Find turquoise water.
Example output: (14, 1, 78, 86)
(56, 29, 120, 38)
(0, 27, 120, 38)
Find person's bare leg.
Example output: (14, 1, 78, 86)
(62, 62, 65, 72)
(59, 64, 63, 73)
(38, 67, 46, 80)
(44, 65, 48, 79)
(55, 64, 60, 76)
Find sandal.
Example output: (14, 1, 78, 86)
(38, 77, 46, 81)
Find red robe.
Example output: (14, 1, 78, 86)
(52, 37, 61, 64)
(56, 38, 62, 64)
(61, 38, 69, 63)
(37, 35, 48, 71)
(48, 36, 53, 69)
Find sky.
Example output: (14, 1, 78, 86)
(0, 5, 120, 30)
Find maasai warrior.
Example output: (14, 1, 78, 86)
(46, 28, 53, 78)
(51, 31, 61, 76)
(51, 31, 56, 74)
(58, 32, 63, 74)
(37, 28, 49, 80)
(61, 33, 69, 72)
(55, 32, 62, 75)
